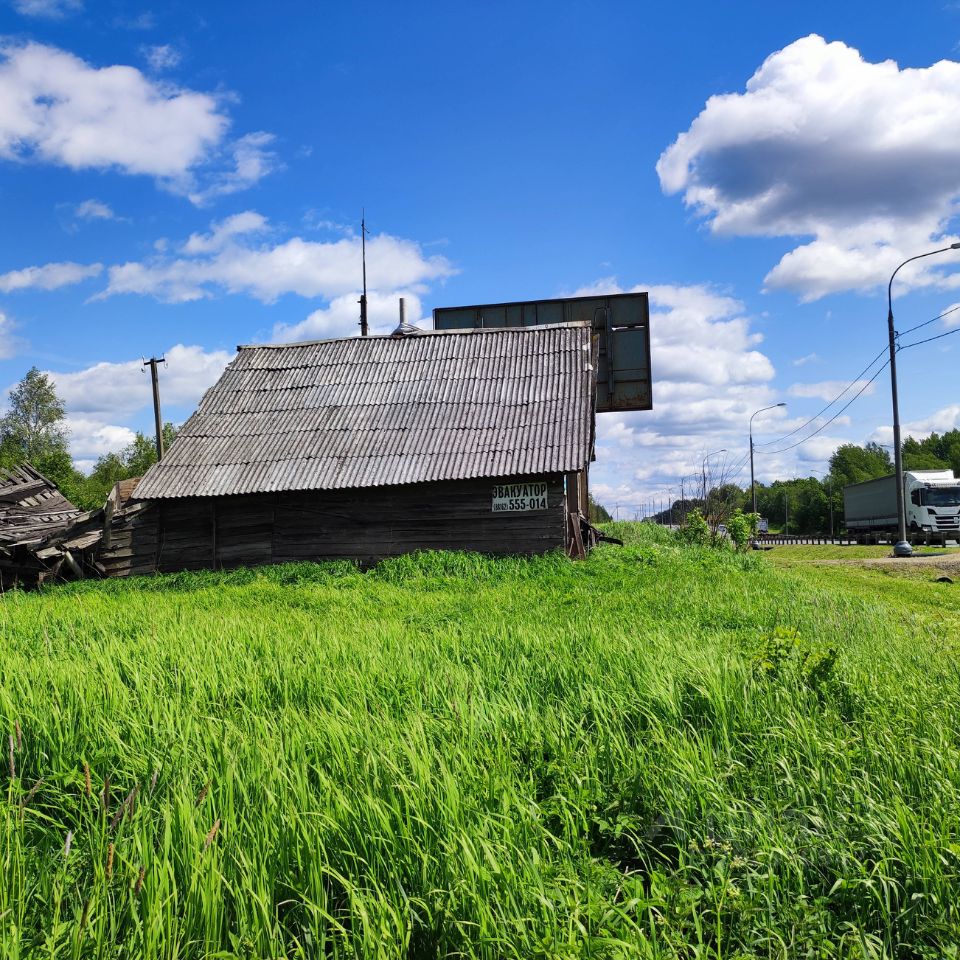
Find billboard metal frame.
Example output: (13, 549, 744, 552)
(433, 291, 652, 413)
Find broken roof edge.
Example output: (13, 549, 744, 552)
(236, 321, 591, 352)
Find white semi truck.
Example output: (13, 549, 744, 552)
(843, 469, 960, 540)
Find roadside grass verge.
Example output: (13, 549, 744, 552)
(1, 528, 959, 957)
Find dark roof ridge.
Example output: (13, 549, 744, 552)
(236, 321, 590, 352)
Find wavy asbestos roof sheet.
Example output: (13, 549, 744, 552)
(134, 324, 595, 499)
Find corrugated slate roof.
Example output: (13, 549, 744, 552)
(134, 324, 595, 499)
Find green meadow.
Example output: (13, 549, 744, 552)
(2, 525, 960, 958)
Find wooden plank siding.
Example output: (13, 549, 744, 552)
(100, 473, 574, 576)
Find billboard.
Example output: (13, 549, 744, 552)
(433, 292, 652, 413)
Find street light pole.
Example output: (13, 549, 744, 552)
(887, 242, 960, 557)
(749, 403, 787, 515)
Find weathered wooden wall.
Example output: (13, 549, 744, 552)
(100, 474, 574, 576)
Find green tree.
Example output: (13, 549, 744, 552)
(704, 482, 747, 529)
(588, 495, 613, 524)
(0, 366, 83, 495)
(828, 442, 892, 490)
(901, 431, 960, 474)
(791, 477, 829, 534)
(0, 367, 67, 464)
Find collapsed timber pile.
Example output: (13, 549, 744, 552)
(0, 465, 145, 589)
(0, 464, 87, 588)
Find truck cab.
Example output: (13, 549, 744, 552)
(905, 470, 960, 536)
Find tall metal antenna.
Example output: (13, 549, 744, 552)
(359, 210, 369, 337)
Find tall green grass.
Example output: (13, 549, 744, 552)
(2, 529, 960, 957)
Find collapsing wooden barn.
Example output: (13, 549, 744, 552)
(102, 323, 599, 575)
(0, 464, 88, 588)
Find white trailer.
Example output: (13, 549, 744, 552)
(843, 469, 960, 539)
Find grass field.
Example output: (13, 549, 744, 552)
(3, 526, 960, 958)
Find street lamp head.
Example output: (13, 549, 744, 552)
(951, 242, 960, 250)
(776, 402, 786, 407)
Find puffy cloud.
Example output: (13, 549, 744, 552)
(0, 42, 276, 200)
(142, 44, 181, 71)
(794, 435, 850, 462)
(0, 311, 21, 359)
(0, 42, 224, 178)
(872, 403, 960, 446)
(35, 344, 231, 468)
(182, 210, 269, 254)
(789, 379, 876, 401)
(187, 132, 279, 205)
(941, 302, 960, 330)
(658, 35, 960, 300)
(75, 199, 117, 221)
(571, 278, 788, 505)
(0, 261, 102, 292)
(571, 277, 774, 389)
(103, 215, 456, 303)
(12, 0, 81, 17)
(274, 290, 425, 342)
(50, 343, 232, 420)
(65, 418, 137, 466)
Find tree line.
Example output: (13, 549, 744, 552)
(627, 436, 960, 536)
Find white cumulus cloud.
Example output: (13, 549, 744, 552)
(0, 42, 277, 201)
(102, 214, 456, 303)
(39, 344, 232, 467)
(12, 0, 81, 17)
(0, 261, 102, 292)
(658, 35, 960, 300)
(872, 403, 960, 446)
(789, 379, 876, 401)
(182, 210, 270, 254)
(187, 132, 279, 205)
(569, 278, 790, 506)
(274, 290, 426, 342)
(65, 418, 137, 465)
(75, 198, 117, 221)
(0, 310, 21, 359)
(50, 343, 232, 420)
(142, 44, 181, 71)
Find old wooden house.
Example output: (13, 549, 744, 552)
(103, 323, 597, 575)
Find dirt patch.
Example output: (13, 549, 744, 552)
(812, 552, 960, 579)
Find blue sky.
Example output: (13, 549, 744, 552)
(2, 0, 960, 512)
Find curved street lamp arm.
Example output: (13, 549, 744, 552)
(750, 402, 784, 431)
(888, 243, 960, 319)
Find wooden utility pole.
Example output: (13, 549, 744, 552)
(143, 357, 165, 461)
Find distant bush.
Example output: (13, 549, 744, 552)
(726, 508, 760, 551)
(678, 507, 711, 546)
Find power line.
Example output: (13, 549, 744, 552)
(739, 300, 958, 470)
(897, 302, 960, 339)
(754, 301, 960, 454)
(763, 360, 890, 455)
(900, 323, 960, 352)
(755, 344, 888, 449)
